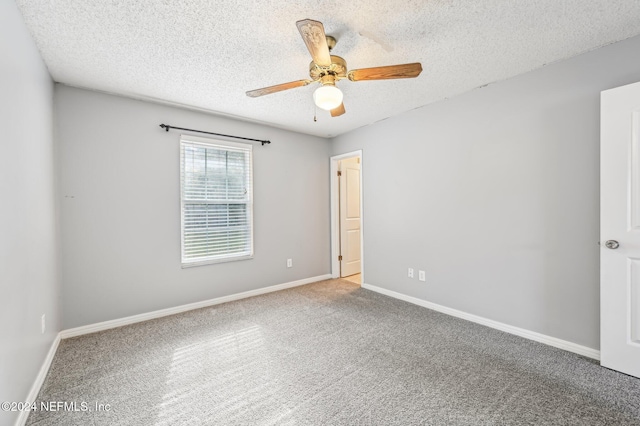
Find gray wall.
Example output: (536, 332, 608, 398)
(332, 35, 640, 350)
(56, 86, 331, 329)
(0, 1, 60, 424)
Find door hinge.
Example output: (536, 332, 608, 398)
(337, 171, 342, 177)
(338, 255, 343, 261)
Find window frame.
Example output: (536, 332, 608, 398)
(179, 134, 254, 268)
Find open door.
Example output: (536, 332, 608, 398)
(600, 81, 640, 378)
(339, 157, 361, 277)
(330, 150, 366, 285)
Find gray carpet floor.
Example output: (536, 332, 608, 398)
(27, 279, 640, 425)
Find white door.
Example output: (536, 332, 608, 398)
(601, 81, 640, 379)
(339, 157, 361, 277)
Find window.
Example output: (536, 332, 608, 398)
(180, 135, 253, 267)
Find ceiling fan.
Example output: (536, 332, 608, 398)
(246, 19, 423, 117)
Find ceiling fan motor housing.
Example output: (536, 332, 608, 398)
(309, 55, 347, 81)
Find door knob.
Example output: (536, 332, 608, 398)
(605, 240, 620, 249)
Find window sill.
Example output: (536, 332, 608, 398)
(181, 254, 254, 268)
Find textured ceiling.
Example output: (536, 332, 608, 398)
(15, 0, 640, 138)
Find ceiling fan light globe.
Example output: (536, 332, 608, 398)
(313, 85, 343, 110)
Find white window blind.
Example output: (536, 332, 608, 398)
(180, 135, 253, 266)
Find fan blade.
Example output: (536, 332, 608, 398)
(348, 63, 423, 81)
(330, 103, 345, 117)
(246, 80, 312, 97)
(296, 19, 331, 67)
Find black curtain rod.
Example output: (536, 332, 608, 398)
(159, 124, 271, 146)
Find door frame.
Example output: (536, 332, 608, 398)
(330, 150, 364, 283)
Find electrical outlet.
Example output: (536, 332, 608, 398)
(287, 259, 292, 268)
(41, 314, 46, 334)
(419, 270, 426, 282)
(408, 268, 414, 278)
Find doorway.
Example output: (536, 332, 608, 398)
(330, 150, 364, 285)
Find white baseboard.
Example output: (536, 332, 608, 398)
(15, 334, 61, 426)
(60, 274, 332, 339)
(362, 283, 600, 360)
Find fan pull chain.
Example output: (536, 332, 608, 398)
(313, 105, 318, 122)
